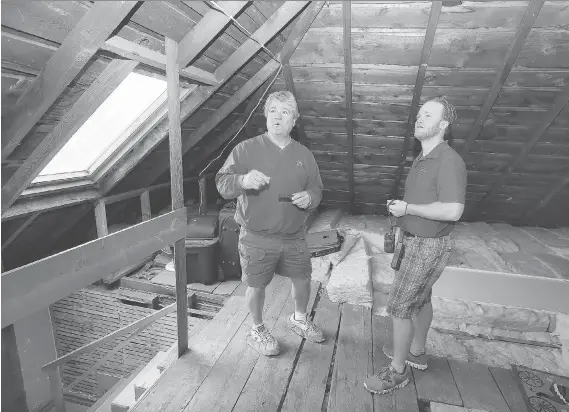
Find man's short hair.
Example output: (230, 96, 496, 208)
(264, 90, 299, 119)
(426, 96, 457, 132)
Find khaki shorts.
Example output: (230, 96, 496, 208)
(238, 228, 312, 288)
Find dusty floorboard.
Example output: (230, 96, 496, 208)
(132, 275, 525, 412)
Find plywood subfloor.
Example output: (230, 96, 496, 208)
(131, 275, 525, 412)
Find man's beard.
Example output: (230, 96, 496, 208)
(414, 123, 439, 141)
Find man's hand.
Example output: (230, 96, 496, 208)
(241, 170, 270, 190)
(292, 191, 311, 209)
(387, 199, 408, 217)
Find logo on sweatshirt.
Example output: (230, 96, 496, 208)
(295, 160, 303, 167)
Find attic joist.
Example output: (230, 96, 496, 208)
(391, 1, 442, 199)
(100, 37, 218, 86)
(0, 1, 138, 162)
(1, 208, 187, 328)
(1, 59, 138, 211)
(99, 1, 311, 194)
(474, 82, 569, 216)
(459, 0, 544, 157)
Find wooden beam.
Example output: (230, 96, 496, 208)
(177, 1, 249, 66)
(524, 169, 569, 218)
(1, 60, 137, 211)
(1, 209, 187, 328)
(282, 64, 308, 146)
(98, 1, 311, 194)
(1, 212, 40, 252)
(459, 0, 544, 157)
(1, 1, 138, 161)
(140, 190, 151, 221)
(166, 37, 188, 357)
(343, 1, 355, 212)
(1, 189, 99, 222)
(474, 82, 569, 215)
(1, 325, 29, 412)
(94, 199, 109, 237)
(100, 37, 218, 86)
(279, 1, 326, 63)
(391, 1, 442, 199)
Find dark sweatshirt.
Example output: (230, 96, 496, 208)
(216, 133, 323, 239)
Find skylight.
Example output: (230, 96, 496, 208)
(34, 72, 167, 181)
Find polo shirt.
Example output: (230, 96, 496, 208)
(397, 141, 467, 238)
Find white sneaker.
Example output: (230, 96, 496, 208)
(288, 314, 325, 343)
(246, 324, 280, 356)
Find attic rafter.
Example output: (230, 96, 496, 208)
(98, 1, 311, 194)
(282, 64, 308, 146)
(1, 212, 40, 252)
(1, 59, 138, 211)
(459, 0, 544, 157)
(177, 1, 249, 66)
(474, 82, 569, 217)
(100, 37, 218, 86)
(391, 1, 442, 199)
(0, 1, 138, 162)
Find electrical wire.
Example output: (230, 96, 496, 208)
(198, 1, 284, 177)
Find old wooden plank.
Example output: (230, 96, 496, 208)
(462, 0, 544, 159)
(413, 356, 463, 406)
(1, 59, 137, 211)
(448, 360, 512, 412)
(231, 281, 320, 412)
(371, 315, 396, 411)
(281, 289, 341, 412)
(212, 280, 242, 296)
(1, 1, 138, 161)
(328, 304, 373, 412)
(182, 275, 292, 412)
(392, 0, 441, 198)
(1, 209, 187, 328)
(489, 366, 528, 412)
(524, 169, 569, 219)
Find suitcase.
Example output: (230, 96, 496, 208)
(218, 202, 241, 279)
(307, 230, 343, 257)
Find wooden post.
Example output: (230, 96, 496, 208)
(2, 324, 29, 412)
(47, 366, 66, 412)
(198, 176, 207, 216)
(343, 1, 354, 213)
(140, 190, 151, 221)
(166, 37, 188, 357)
(94, 199, 108, 237)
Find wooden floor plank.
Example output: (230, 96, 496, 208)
(328, 304, 374, 412)
(182, 295, 250, 367)
(231, 282, 320, 412)
(449, 360, 511, 412)
(489, 366, 528, 412)
(131, 356, 210, 412)
(395, 365, 420, 412)
(371, 315, 397, 412)
(212, 279, 242, 295)
(182, 275, 292, 412)
(413, 356, 463, 406)
(281, 289, 341, 412)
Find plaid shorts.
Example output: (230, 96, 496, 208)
(386, 234, 452, 319)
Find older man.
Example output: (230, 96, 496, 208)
(216, 90, 325, 356)
(365, 96, 467, 394)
